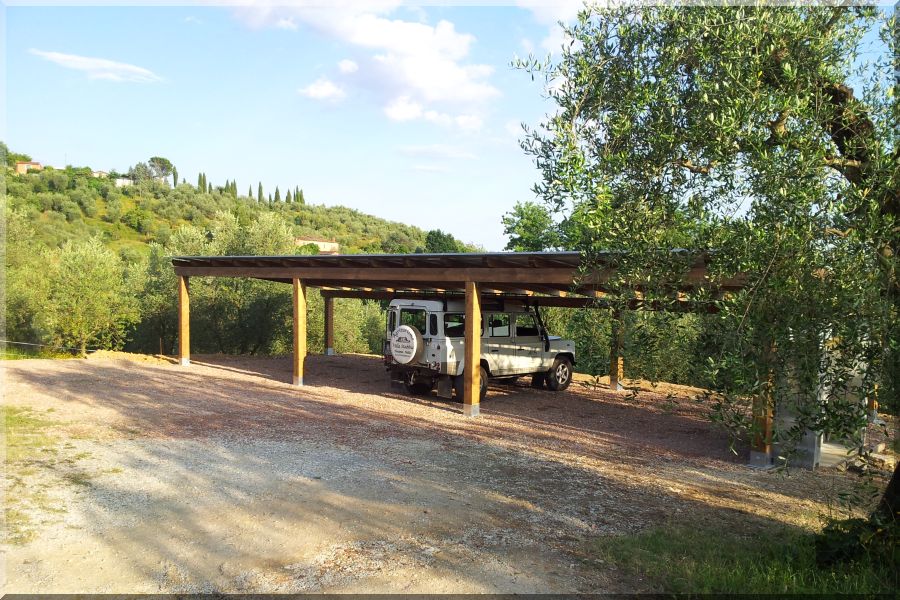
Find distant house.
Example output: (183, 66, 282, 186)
(294, 236, 340, 255)
(15, 161, 42, 175)
(114, 177, 134, 188)
(92, 170, 109, 178)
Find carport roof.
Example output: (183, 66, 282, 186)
(171, 250, 743, 310)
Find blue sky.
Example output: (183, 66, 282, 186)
(5, 3, 583, 250)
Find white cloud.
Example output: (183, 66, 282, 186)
(338, 59, 359, 73)
(275, 17, 298, 30)
(454, 114, 483, 132)
(299, 77, 346, 101)
(517, 0, 584, 54)
(232, 4, 498, 129)
(184, 16, 202, 25)
(30, 49, 162, 83)
(520, 37, 535, 54)
(384, 95, 422, 121)
(399, 144, 477, 160)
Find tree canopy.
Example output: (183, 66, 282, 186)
(517, 4, 897, 525)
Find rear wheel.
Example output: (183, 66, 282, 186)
(404, 373, 434, 395)
(546, 356, 573, 391)
(531, 373, 546, 388)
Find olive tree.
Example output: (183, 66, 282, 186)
(520, 4, 897, 531)
(39, 237, 139, 356)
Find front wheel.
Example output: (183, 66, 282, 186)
(453, 366, 488, 402)
(546, 356, 573, 391)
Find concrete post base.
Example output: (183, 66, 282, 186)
(463, 404, 480, 417)
(180, 358, 190, 367)
(609, 381, 624, 392)
(749, 450, 773, 469)
(325, 348, 336, 356)
(292, 376, 304, 387)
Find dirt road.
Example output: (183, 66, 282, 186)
(1, 353, 861, 592)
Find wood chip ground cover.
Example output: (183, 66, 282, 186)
(1, 353, 886, 592)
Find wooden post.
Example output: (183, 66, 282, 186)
(609, 310, 624, 391)
(463, 280, 482, 417)
(750, 342, 776, 467)
(178, 275, 190, 366)
(324, 295, 335, 356)
(293, 278, 307, 386)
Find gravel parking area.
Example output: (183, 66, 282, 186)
(1, 353, 865, 593)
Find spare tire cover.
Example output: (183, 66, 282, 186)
(390, 325, 424, 364)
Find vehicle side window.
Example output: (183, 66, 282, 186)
(400, 309, 426, 333)
(489, 313, 510, 337)
(443, 313, 465, 337)
(515, 314, 540, 337)
(429, 314, 438, 336)
(388, 311, 396, 333)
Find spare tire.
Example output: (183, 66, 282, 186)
(390, 325, 424, 364)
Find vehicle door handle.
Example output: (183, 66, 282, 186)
(491, 349, 499, 353)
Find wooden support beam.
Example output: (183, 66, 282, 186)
(293, 278, 307, 386)
(609, 311, 624, 391)
(178, 275, 190, 366)
(463, 280, 482, 417)
(750, 344, 776, 467)
(324, 295, 335, 356)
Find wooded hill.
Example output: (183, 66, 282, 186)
(3, 144, 476, 358)
(3, 144, 477, 258)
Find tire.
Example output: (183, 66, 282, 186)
(405, 381, 433, 395)
(404, 373, 433, 395)
(546, 356, 573, 391)
(453, 366, 489, 402)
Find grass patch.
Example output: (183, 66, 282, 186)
(4, 406, 57, 462)
(590, 524, 897, 594)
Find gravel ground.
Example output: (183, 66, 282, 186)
(1, 353, 878, 593)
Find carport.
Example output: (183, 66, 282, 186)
(171, 251, 744, 416)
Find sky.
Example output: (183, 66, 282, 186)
(4, 2, 585, 250)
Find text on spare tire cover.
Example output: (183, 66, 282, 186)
(390, 325, 421, 364)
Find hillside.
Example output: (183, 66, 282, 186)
(3, 145, 475, 258)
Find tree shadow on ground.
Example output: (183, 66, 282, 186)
(2, 355, 856, 593)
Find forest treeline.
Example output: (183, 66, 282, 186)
(4, 143, 724, 387)
(3, 145, 476, 358)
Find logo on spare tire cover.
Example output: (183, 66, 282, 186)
(390, 325, 423, 364)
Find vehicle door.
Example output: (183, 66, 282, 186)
(513, 313, 545, 373)
(483, 313, 515, 376)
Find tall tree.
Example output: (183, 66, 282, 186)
(297, 188, 305, 205)
(172, 167, 178, 188)
(248, 185, 253, 199)
(275, 186, 281, 203)
(258, 182, 264, 204)
(286, 190, 292, 203)
(521, 4, 897, 537)
(148, 156, 174, 180)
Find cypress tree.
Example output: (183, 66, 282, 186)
(172, 168, 178, 188)
(297, 188, 305, 205)
(208, 181, 213, 194)
(286, 190, 292, 203)
(275, 186, 281, 203)
(197, 173, 203, 190)
(257, 182, 263, 203)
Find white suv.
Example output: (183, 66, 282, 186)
(384, 298, 576, 401)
